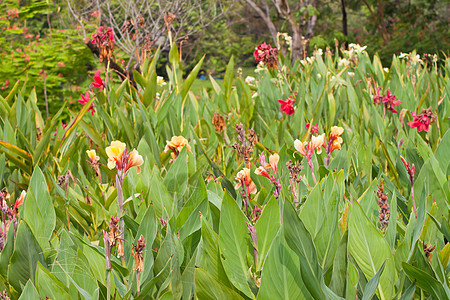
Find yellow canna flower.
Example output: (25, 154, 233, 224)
(87, 149, 100, 164)
(106, 141, 126, 170)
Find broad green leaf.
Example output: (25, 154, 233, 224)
(22, 167, 56, 251)
(362, 261, 386, 300)
(8, 221, 45, 293)
(36, 262, 72, 300)
(348, 201, 396, 300)
(329, 232, 348, 297)
(257, 233, 312, 299)
(254, 196, 280, 270)
(198, 217, 232, 287)
(283, 201, 325, 299)
(194, 268, 244, 300)
(223, 56, 235, 101)
(164, 147, 188, 196)
(18, 280, 40, 299)
(402, 262, 450, 299)
(219, 191, 253, 298)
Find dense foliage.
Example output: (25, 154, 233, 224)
(0, 35, 449, 299)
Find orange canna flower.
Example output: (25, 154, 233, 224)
(329, 126, 344, 152)
(255, 166, 270, 179)
(106, 141, 126, 170)
(235, 168, 257, 194)
(164, 136, 191, 160)
(13, 190, 26, 210)
(125, 149, 144, 174)
(267, 153, 279, 174)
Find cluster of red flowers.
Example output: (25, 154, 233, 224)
(278, 96, 295, 115)
(407, 108, 436, 132)
(254, 42, 278, 69)
(77, 71, 105, 116)
(372, 87, 436, 133)
(373, 87, 402, 113)
(91, 27, 115, 62)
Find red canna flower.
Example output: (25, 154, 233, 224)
(254, 42, 278, 69)
(278, 96, 295, 115)
(78, 91, 96, 116)
(373, 87, 402, 113)
(407, 108, 435, 133)
(92, 70, 104, 91)
(306, 123, 319, 134)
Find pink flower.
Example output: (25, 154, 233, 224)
(57, 62, 65, 67)
(78, 91, 90, 105)
(278, 96, 295, 115)
(254, 42, 278, 69)
(306, 123, 319, 134)
(91, 10, 100, 17)
(407, 108, 435, 132)
(92, 70, 104, 90)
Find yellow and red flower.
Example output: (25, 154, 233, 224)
(164, 136, 191, 160)
(235, 168, 257, 194)
(106, 140, 143, 174)
(87, 149, 100, 164)
(294, 133, 325, 157)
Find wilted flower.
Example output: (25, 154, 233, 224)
(400, 156, 417, 218)
(422, 241, 436, 262)
(254, 42, 278, 69)
(235, 168, 257, 195)
(13, 191, 26, 212)
(132, 235, 146, 272)
(92, 70, 104, 91)
(91, 26, 115, 62)
(212, 112, 226, 133)
(278, 96, 295, 115)
(407, 108, 435, 132)
(164, 136, 191, 160)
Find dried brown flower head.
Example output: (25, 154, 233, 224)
(377, 183, 390, 231)
(232, 123, 256, 169)
(423, 241, 436, 262)
(212, 112, 225, 133)
(132, 235, 146, 272)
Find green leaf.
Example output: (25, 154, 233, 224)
(135, 205, 158, 283)
(362, 261, 386, 300)
(0, 224, 14, 280)
(181, 55, 204, 100)
(219, 191, 254, 298)
(329, 232, 348, 297)
(164, 147, 188, 196)
(348, 201, 396, 300)
(257, 233, 312, 299)
(283, 201, 325, 299)
(194, 268, 244, 300)
(22, 167, 56, 251)
(402, 262, 450, 299)
(7, 221, 45, 293)
(18, 280, 40, 299)
(223, 56, 235, 101)
(254, 196, 280, 270)
(36, 262, 72, 300)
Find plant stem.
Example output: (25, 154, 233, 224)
(411, 185, 417, 218)
(307, 157, 317, 185)
(116, 173, 125, 265)
(137, 271, 140, 295)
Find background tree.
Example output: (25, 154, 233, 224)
(243, 0, 319, 61)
